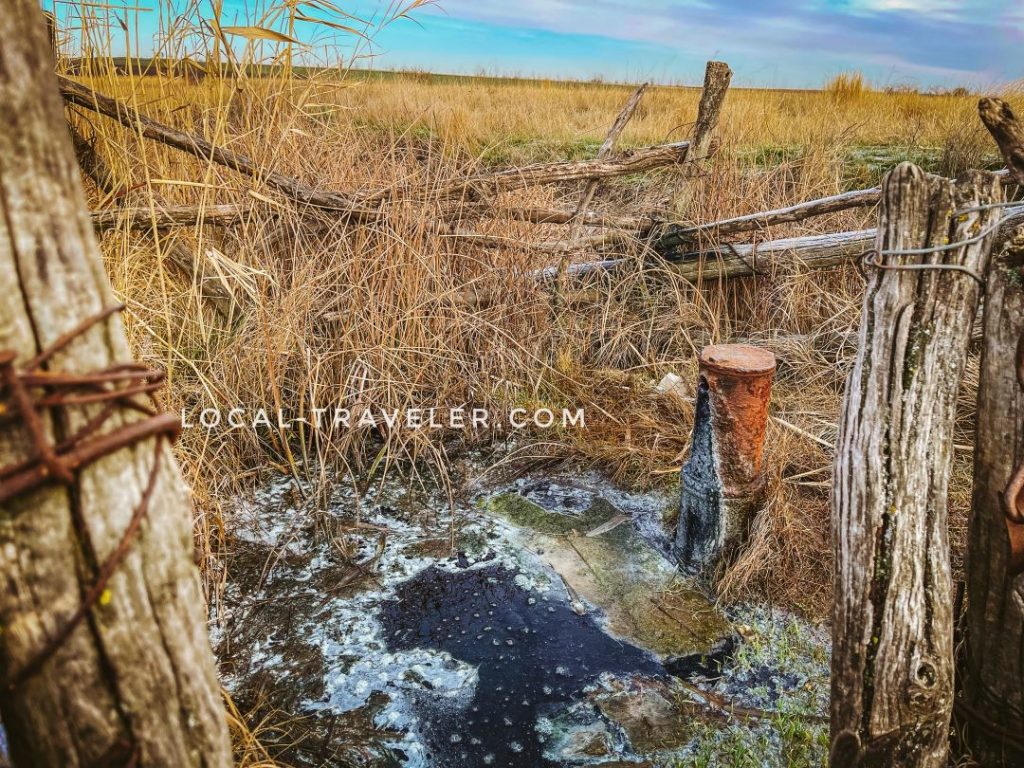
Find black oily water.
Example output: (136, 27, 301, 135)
(379, 563, 665, 767)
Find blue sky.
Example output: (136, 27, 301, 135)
(341, 0, 1024, 88)
(59, 0, 1024, 89)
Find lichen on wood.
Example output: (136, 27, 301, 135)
(830, 163, 1003, 767)
(0, 3, 232, 764)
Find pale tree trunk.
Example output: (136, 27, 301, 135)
(961, 97, 1024, 765)
(830, 163, 1002, 767)
(0, 2, 232, 766)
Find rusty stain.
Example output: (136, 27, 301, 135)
(1004, 331, 1024, 575)
(675, 344, 776, 574)
(699, 344, 776, 502)
(1007, 519, 1024, 576)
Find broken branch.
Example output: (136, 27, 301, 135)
(979, 98, 1024, 185)
(573, 82, 649, 220)
(656, 187, 882, 250)
(58, 75, 381, 221)
(402, 141, 691, 201)
(91, 202, 254, 232)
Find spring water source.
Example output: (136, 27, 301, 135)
(379, 563, 664, 767)
(216, 470, 829, 766)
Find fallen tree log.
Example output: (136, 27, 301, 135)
(656, 186, 882, 249)
(450, 228, 632, 254)
(91, 202, 254, 231)
(456, 229, 874, 309)
(91, 199, 649, 233)
(458, 170, 1009, 242)
(89, 182, 876, 243)
(62, 75, 692, 218)
(58, 75, 382, 221)
(457, 204, 1024, 309)
(560, 204, 1024, 283)
(499, 206, 648, 229)
(553, 228, 877, 282)
(389, 141, 692, 202)
(659, 169, 1012, 250)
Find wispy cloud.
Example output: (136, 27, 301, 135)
(377, 0, 1021, 87)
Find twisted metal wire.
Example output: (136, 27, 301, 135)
(0, 305, 179, 696)
(860, 199, 1019, 287)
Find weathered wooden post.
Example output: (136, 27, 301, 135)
(0, 1, 232, 765)
(674, 344, 775, 575)
(961, 98, 1024, 765)
(671, 60, 731, 215)
(830, 162, 1002, 768)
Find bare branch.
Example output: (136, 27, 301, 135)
(573, 82, 649, 220)
(58, 75, 381, 220)
(91, 202, 254, 231)
(656, 187, 882, 250)
(979, 97, 1024, 185)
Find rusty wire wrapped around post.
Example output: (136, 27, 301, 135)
(1002, 331, 1024, 575)
(0, 304, 180, 692)
(674, 344, 775, 575)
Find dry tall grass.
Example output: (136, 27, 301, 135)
(49, 3, 1021, 627)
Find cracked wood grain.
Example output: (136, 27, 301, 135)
(830, 163, 1002, 768)
(0, 3, 231, 765)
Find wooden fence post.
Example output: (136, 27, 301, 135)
(671, 60, 731, 215)
(830, 163, 1002, 767)
(961, 98, 1024, 765)
(0, 2, 232, 765)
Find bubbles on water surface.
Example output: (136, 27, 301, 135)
(379, 563, 662, 767)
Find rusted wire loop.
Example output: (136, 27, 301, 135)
(878, 215, 1004, 258)
(0, 304, 180, 693)
(1004, 333, 1024, 526)
(858, 198, 1006, 287)
(0, 304, 179, 503)
(861, 249, 987, 287)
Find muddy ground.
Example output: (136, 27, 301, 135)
(213, 463, 829, 767)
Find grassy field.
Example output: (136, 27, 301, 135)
(62, 55, 1021, 636)
(40, 0, 1024, 744)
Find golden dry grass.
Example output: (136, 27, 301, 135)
(60, 57, 1019, 622)
(42, 0, 1024, 753)
(338, 71, 980, 155)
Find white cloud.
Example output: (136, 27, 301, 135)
(857, 0, 955, 8)
(410, 0, 1019, 87)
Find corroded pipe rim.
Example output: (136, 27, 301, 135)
(699, 344, 777, 377)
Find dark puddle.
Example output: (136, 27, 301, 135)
(379, 563, 664, 767)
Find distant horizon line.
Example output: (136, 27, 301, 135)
(60, 56, 997, 95)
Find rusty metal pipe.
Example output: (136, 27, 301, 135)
(674, 344, 776, 575)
